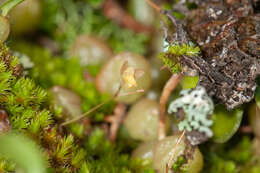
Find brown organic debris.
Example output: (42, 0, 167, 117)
(161, 0, 260, 110)
(0, 45, 23, 77)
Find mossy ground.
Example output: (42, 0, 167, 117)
(0, 0, 260, 173)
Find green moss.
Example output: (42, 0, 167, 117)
(0, 43, 86, 172)
(158, 43, 200, 73)
(201, 136, 256, 173)
(172, 156, 188, 173)
(2, 42, 153, 172)
(11, 41, 115, 124)
(40, 0, 149, 55)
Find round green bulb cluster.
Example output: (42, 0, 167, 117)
(125, 98, 159, 141)
(69, 35, 113, 66)
(10, 0, 42, 35)
(0, 15, 10, 43)
(50, 86, 82, 120)
(132, 134, 203, 173)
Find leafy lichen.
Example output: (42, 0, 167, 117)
(168, 86, 214, 145)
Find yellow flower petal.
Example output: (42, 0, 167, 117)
(122, 67, 137, 88)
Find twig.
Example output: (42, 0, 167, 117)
(239, 126, 252, 134)
(102, 0, 153, 33)
(158, 74, 183, 140)
(83, 70, 94, 82)
(105, 103, 126, 142)
(166, 130, 186, 173)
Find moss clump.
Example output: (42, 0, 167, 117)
(158, 43, 200, 73)
(172, 156, 188, 173)
(0, 45, 152, 173)
(40, 0, 149, 55)
(0, 43, 87, 172)
(11, 41, 115, 124)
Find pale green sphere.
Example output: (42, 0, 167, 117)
(153, 135, 203, 173)
(0, 16, 10, 43)
(96, 52, 151, 104)
(125, 98, 159, 141)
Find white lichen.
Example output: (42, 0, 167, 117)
(168, 86, 214, 144)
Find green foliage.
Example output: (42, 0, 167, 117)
(158, 52, 181, 73)
(11, 41, 115, 123)
(226, 137, 252, 164)
(85, 0, 104, 8)
(168, 44, 200, 57)
(211, 105, 243, 143)
(158, 43, 200, 73)
(0, 156, 15, 172)
(172, 156, 188, 173)
(40, 0, 149, 55)
(6, 42, 153, 172)
(84, 128, 155, 173)
(180, 75, 199, 89)
(0, 44, 87, 172)
(0, 133, 47, 173)
(201, 136, 254, 173)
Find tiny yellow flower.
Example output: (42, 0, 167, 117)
(120, 61, 144, 89)
(122, 66, 137, 88)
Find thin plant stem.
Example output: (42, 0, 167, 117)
(61, 86, 145, 126)
(61, 85, 122, 126)
(158, 74, 183, 140)
(166, 130, 186, 173)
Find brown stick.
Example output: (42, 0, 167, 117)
(102, 0, 153, 33)
(105, 103, 126, 142)
(158, 74, 183, 140)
